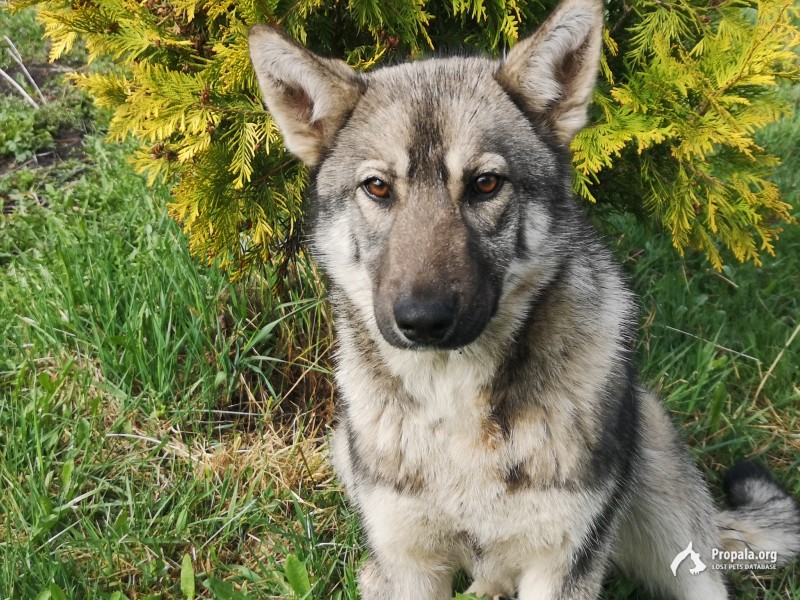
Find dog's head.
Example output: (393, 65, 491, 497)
(249, 0, 603, 350)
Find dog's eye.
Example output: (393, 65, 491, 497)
(363, 177, 391, 201)
(473, 173, 502, 197)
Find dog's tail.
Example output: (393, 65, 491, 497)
(716, 461, 800, 566)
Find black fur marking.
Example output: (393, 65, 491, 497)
(564, 481, 627, 592)
(488, 257, 570, 435)
(345, 410, 426, 494)
(496, 132, 573, 239)
(565, 368, 640, 587)
(407, 99, 447, 184)
(459, 530, 484, 559)
(350, 231, 361, 264)
(505, 462, 533, 492)
(724, 460, 800, 514)
(343, 416, 370, 484)
(724, 461, 775, 507)
(487, 192, 519, 240)
(514, 207, 529, 258)
(393, 472, 426, 495)
(584, 359, 640, 486)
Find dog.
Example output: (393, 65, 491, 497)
(248, 1, 800, 597)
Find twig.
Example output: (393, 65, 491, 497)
(661, 325, 762, 364)
(250, 158, 297, 186)
(3, 35, 45, 104)
(275, 0, 304, 26)
(105, 432, 163, 445)
(712, 270, 739, 289)
(753, 322, 800, 403)
(610, 1, 634, 36)
(0, 66, 38, 108)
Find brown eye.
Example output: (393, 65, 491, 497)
(364, 177, 391, 200)
(473, 173, 501, 196)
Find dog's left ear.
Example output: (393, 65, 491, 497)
(248, 26, 363, 166)
(496, 0, 603, 146)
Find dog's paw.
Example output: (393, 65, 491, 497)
(465, 580, 513, 600)
(358, 559, 393, 600)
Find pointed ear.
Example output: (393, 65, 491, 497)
(248, 26, 363, 166)
(496, 0, 603, 146)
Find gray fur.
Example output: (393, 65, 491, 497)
(248, 1, 800, 597)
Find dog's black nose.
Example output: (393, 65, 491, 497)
(393, 295, 456, 345)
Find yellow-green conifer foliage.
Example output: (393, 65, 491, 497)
(11, 0, 800, 273)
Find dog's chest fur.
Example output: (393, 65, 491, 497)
(329, 272, 624, 566)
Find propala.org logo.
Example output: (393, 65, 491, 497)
(670, 542, 707, 576)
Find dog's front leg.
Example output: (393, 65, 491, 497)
(515, 548, 609, 600)
(353, 480, 456, 599)
(358, 554, 453, 600)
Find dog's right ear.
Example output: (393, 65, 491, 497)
(248, 26, 363, 166)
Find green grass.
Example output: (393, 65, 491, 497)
(0, 134, 354, 599)
(2, 141, 797, 600)
(0, 7, 49, 69)
(1, 8, 799, 600)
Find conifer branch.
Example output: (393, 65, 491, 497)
(10, 0, 799, 274)
(251, 159, 298, 187)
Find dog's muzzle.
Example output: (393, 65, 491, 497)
(393, 294, 457, 346)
